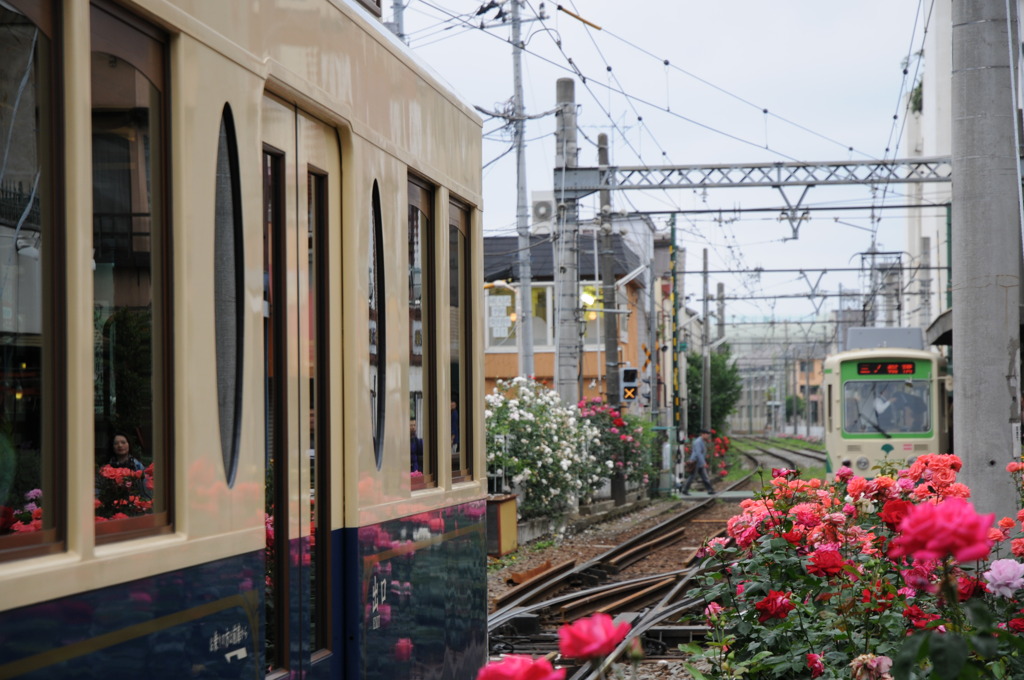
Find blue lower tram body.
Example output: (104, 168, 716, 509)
(0, 500, 488, 680)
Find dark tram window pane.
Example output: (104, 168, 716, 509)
(91, 5, 169, 537)
(408, 179, 434, 488)
(263, 149, 287, 671)
(449, 201, 471, 480)
(0, 2, 59, 556)
(214, 106, 243, 487)
(369, 182, 385, 469)
(307, 169, 329, 651)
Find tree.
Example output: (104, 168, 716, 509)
(686, 343, 743, 436)
(785, 394, 805, 421)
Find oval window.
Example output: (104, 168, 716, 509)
(214, 105, 244, 486)
(370, 181, 386, 469)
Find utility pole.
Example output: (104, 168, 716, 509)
(554, 78, 580, 405)
(385, 0, 405, 41)
(701, 249, 711, 431)
(716, 282, 725, 343)
(951, 0, 1021, 519)
(599, 134, 619, 404)
(511, 0, 534, 377)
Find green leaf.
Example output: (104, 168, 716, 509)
(677, 643, 703, 654)
(929, 634, 968, 680)
(682, 663, 708, 680)
(968, 633, 998, 659)
(894, 631, 930, 679)
(964, 598, 996, 630)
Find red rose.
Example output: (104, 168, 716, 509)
(1009, 618, 1024, 633)
(0, 506, 13, 532)
(754, 590, 795, 623)
(806, 653, 825, 678)
(558, 613, 631, 660)
(807, 549, 845, 577)
(394, 638, 413, 662)
(879, 499, 913, 531)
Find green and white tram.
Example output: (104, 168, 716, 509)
(824, 343, 951, 476)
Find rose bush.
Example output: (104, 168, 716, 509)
(577, 398, 657, 488)
(683, 455, 1024, 679)
(485, 377, 602, 519)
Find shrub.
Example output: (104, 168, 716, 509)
(684, 456, 1024, 679)
(484, 378, 601, 520)
(577, 398, 657, 488)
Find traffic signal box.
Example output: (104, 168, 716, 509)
(620, 366, 638, 402)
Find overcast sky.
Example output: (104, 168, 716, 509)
(399, 1, 937, 324)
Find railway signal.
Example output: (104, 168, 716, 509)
(620, 366, 638, 401)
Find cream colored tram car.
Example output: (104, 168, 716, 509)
(0, 1, 486, 678)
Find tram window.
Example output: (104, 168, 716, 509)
(449, 199, 471, 481)
(843, 380, 931, 435)
(369, 182, 385, 468)
(0, 2, 61, 558)
(214, 105, 243, 487)
(91, 4, 170, 539)
(409, 178, 435, 488)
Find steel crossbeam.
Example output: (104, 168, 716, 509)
(554, 156, 952, 198)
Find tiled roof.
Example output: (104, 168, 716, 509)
(483, 233, 643, 284)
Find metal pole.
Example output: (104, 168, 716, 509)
(701, 249, 711, 431)
(951, 0, 1021, 519)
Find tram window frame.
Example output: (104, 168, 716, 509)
(0, 0, 65, 561)
(449, 198, 472, 482)
(408, 176, 436, 489)
(90, 1, 173, 542)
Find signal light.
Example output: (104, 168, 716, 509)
(620, 367, 638, 402)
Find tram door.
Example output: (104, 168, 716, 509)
(261, 95, 336, 673)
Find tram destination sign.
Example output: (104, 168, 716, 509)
(857, 361, 916, 376)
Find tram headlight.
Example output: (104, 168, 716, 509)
(856, 457, 870, 471)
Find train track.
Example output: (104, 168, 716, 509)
(486, 444, 814, 678)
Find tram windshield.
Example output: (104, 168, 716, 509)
(844, 379, 931, 435)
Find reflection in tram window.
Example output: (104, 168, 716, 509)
(91, 5, 168, 535)
(0, 3, 58, 554)
(408, 178, 435, 487)
(449, 200, 471, 480)
(843, 379, 931, 435)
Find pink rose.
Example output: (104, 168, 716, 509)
(558, 613, 631, 660)
(890, 498, 994, 563)
(983, 558, 1024, 597)
(477, 656, 565, 680)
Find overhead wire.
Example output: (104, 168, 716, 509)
(409, 0, 929, 319)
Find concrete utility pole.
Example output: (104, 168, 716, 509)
(716, 282, 725, 343)
(701, 249, 711, 431)
(554, 78, 580, 405)
(511, 0, 534, 377)
(952, 0, 1022, 520)
(599, 134, 619, 404)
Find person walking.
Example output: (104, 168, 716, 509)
(680, 429, 716, 495)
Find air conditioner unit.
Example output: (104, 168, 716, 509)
(531, 191, 555, 234)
